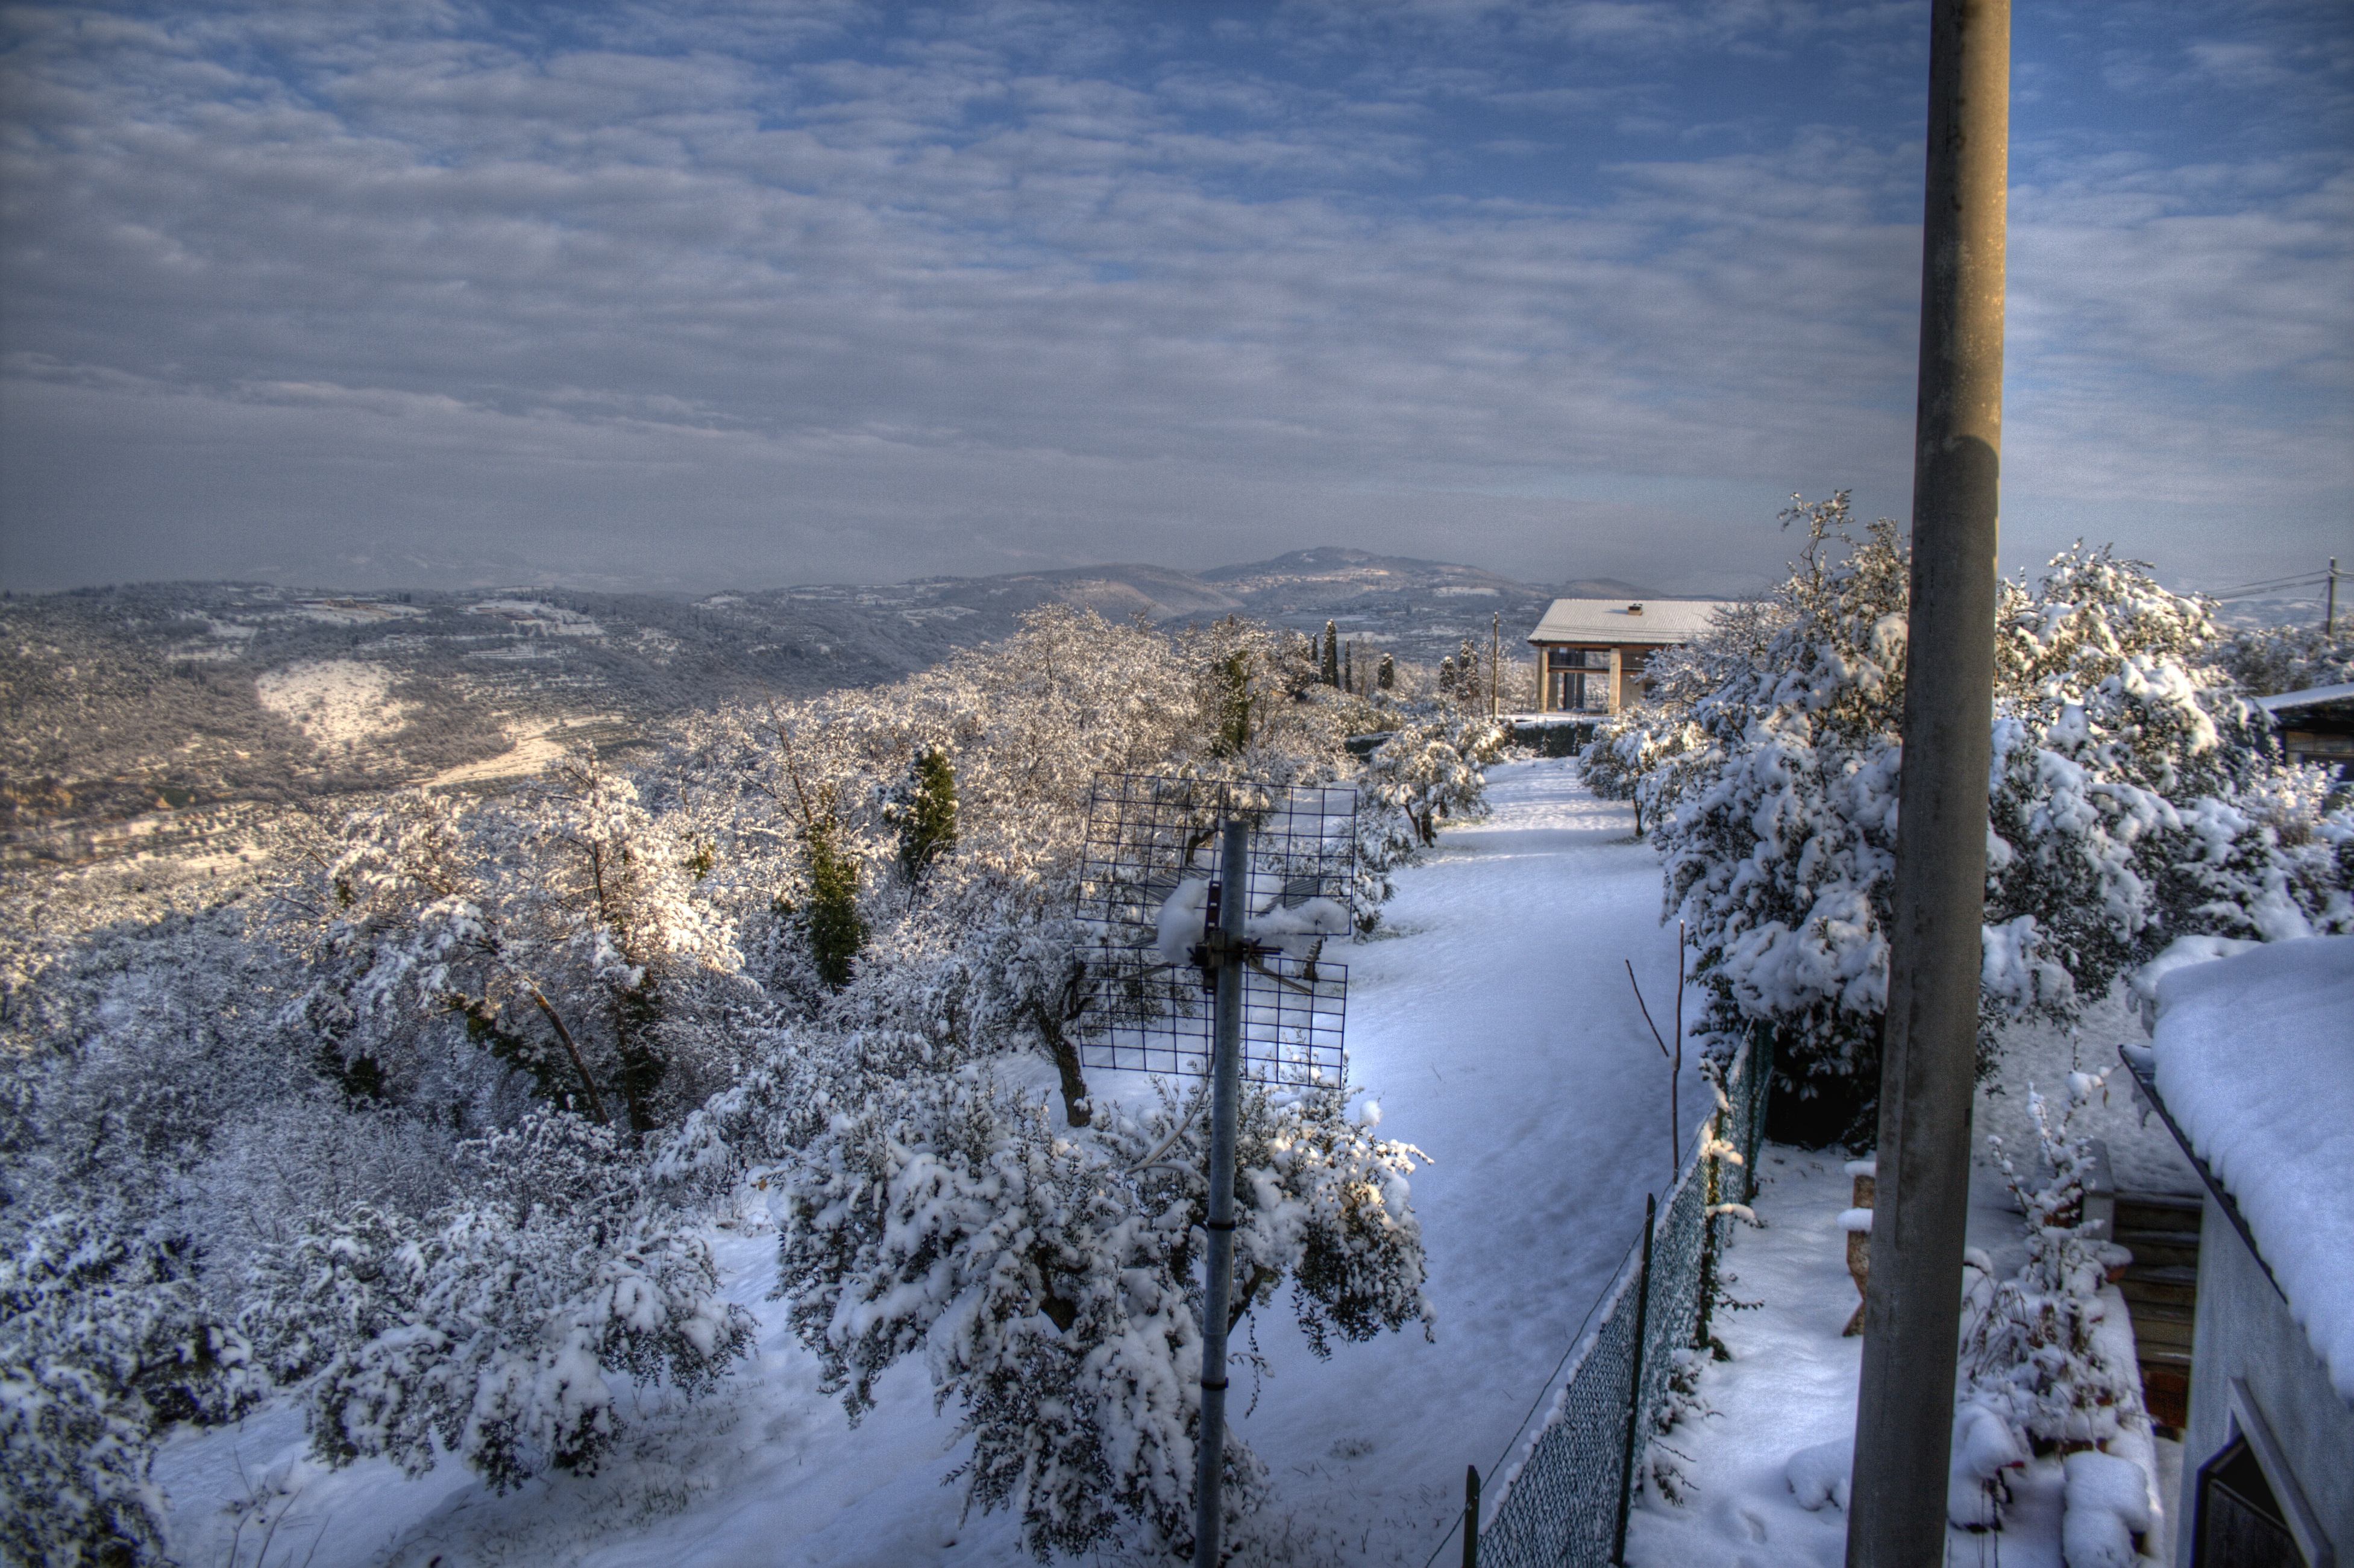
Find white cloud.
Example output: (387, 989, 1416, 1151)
(0, 0, 2343, 597)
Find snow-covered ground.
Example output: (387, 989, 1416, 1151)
(1622, 1150, 2180, 1568)
(424, 715, 612, 789)
(142, 761, 1712, 1564)
(255, 660, 408, 750)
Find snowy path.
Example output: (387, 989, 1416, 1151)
(156, 759, 1709, 1567)
(1215, 758, 1709, 1561)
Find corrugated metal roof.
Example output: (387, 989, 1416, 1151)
(1525, 597, 1729, 645)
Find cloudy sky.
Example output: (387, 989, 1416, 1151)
(1, 1, 2346, 598)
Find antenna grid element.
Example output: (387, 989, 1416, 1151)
(1073, 773, 1357, 1085)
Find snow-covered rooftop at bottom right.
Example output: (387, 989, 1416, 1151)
(2150, 935, 2354, 1399)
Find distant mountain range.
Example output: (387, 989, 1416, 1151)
(0, 550, 1672, 859)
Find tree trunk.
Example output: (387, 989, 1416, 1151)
(1026, 986, 1094, 1127)
(524, 986, 614, 1126)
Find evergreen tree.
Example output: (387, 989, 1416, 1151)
(1378, 652, 1395, 691)
(1343, 641, 1354, 692)
(1320, 621, 1340, 686)
(894, 748, 958, 885)
(803, 820, 868, 991)
(1214, 648, 1254, 755)
(1437, 655, 1455, 692)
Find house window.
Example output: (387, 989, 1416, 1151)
(1550, 671, 1613, 712)
(1546, 648, 1612, 670)
(2195, 1435, 2305, 1566)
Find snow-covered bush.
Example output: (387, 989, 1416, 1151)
(1, 1211, 260, 1566)
(1956, 1073, 2139, 1526)
(771, 1070, 1431, 1559)
(2218, 621, 2354, 696)
(244, 1112, 754, 1491)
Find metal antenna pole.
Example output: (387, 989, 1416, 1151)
(1194, 817, 1249, 1568)
(1848, 1, 2007, 1563)
(2327, 557, 2338, 636)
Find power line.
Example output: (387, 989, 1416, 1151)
(2205, 568, 2329, 594)
(2205, 572, 2332, 601)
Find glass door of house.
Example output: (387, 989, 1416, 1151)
(1546, 648, 1615, 712)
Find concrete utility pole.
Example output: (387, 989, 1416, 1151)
(1847, 1, 2008, 1563)
(2326, 557, 2338, 637)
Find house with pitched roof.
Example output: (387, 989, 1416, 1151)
(1524, 598, 1731, 715)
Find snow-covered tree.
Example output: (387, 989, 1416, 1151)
(1360, 717, 1505, 850)
(310, 755, 750, 1134)
(243, 1112, 753, 1492)
(1615, 495, 2351, 1145)
(890, 747, 959, 886)
(770, 1070, 1430, 1560)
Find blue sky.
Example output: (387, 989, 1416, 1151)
(0, 1, 2346, 600)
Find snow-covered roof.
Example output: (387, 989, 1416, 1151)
(2149, 936, 2354, 1400)
(1525, 598, 1729, 646)
(2255, 681, 2354, 714)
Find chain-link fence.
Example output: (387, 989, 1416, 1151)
(1449, 1031, 1775, 1568)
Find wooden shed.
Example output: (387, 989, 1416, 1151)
(2255, 682, 2354, 779)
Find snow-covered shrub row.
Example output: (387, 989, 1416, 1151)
(1588, 494, 2353, 1146)
(1954, 1074, 2142, 1530)
(2, 604, 1492, 1562)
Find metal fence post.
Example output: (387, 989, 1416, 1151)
(1611, 1192, 1656, 1567)
(1194, 818, 1250, 1568)
(1461, 1465, 1480, 1568)
(1695, 1080, 1728, 1355)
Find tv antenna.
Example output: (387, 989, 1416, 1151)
(1074, 774, 1358, 1568)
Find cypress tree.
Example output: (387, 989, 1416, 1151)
(1215, 648, 1252, 754)
(1378, 652, 1395, 691)
(1320, 621, 1340, 686)
(1343, 641, 1354, 692)
(897, 748, 958, 883)
(1439, 655, 1456, 691)
(805, 821, 868, 991)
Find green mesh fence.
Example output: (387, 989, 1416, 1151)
(1457, 1031, 1774, 1568)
